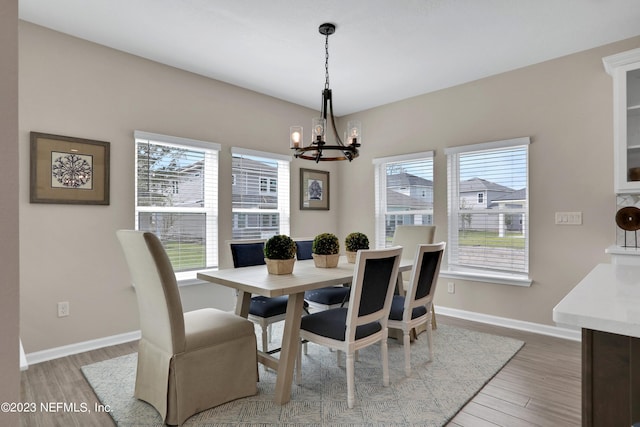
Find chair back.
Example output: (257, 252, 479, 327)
(227, 239, 266, 268)
(391, 225, 436, 261)
(405, 242, 446, 313)
(293, 238, 314, 260)
(346, 247, 402, 340)
(116, 230, 185, 353)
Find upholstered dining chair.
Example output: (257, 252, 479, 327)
(296, 238, 351, 312)
(228, 239, 280, 352)
(228, 239, 308, 353)
(298, 246, 402, 408)
(391, 225, 436, 265)
(387, 242, 445, 376)
(117, 230, 257, 426)
(391, 225, 438, 328)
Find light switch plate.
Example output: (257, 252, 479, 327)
(555, 211, 582, 225)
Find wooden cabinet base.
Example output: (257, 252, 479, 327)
(582, 329, 640, 426)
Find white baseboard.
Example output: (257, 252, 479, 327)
(25, 330, 141, 367)
(434, 305, 581, 342)
(23, 306, 581, 368)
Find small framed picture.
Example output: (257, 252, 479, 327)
(30, 132, 110, 205)
(300, 168, 329, 210)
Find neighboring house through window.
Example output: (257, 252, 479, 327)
(134, 131, 220, 279)
(373, 151, 434, 248)
(231, 148, 290, 240)
(444, 137, 531, 286)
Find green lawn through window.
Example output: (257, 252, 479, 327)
(164, 242, 206, 270)
(458, 230, 525, 249)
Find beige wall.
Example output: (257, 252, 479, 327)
(19, 19, 640, 353)
(1, 0, 20, 425)
(19, 22, 341, 353)
(338, 36, 640, 326)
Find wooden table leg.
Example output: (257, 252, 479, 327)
(235, 290, 251, 317)
(273, 292, 305, 405)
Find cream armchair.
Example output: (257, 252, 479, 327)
(117, 230, 257, 426)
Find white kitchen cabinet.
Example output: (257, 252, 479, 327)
(603, 48, 640, 193)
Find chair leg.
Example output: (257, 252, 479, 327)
(431, 306, 437, 330)
(403, 329, 411, 377)
(426, 319, 433, 361)
(346, 351, 355, 408)
(268, 323, 273, 343)
(296, 340, 302, 385)
(381, 332, 390, 387)
(261, 324, 268, 353)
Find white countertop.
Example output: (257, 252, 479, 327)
(553, 263, 640, 339)
(605, 244, 640, 257)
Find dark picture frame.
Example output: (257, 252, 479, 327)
(30, 132, 110, 205)
(300, 168, 329, 210)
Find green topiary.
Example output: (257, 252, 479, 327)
(264, 235, 296, 260)
(312, 233, 340, 255)
(345, 232, 369, 252)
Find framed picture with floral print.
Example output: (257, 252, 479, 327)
(30, 132, 110, 205)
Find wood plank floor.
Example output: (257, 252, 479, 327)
(19, 315, 581, 426)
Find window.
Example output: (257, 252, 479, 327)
(134, 131, 220, 278)
(231, 148, 290, 240)
(444, 137, 531, 286)
(259, 177, 277, 194)
(373, 151, 434, 248)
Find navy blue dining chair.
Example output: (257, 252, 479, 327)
(229, 239, 287, 353)
(297, 246, 403, 408)
(387, 242, 445, 376)
(228, 239, 308, 354)
(295, 238, 351, 311)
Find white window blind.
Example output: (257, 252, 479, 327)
(373, 151, 434, 248)
(134, 131, 220, 274)
(231, 148, 290, 240)
(445, 137, 530, 282)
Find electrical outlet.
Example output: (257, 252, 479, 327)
(57, 301, 69, 317)
(447, 282, 455, 294)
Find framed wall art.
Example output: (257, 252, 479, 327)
(30, 132, 110, 205)
(300, 168, 329, 210)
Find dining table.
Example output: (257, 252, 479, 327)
(197, 255, 412, 405)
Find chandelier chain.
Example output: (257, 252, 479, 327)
(324, 33, 330, 90)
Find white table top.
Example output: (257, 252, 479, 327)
(197, 258, 355, 297)
(197, 257, 413, 297)
(552, 263, 640, 338)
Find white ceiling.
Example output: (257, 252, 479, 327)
(18, 0, 640, 116)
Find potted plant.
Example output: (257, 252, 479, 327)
(345, 232, 369, 263)
(264, 234, 297, 275)
(312, 233, 340, 268)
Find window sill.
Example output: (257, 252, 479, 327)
(129, 270, 219, 289)
(177, 269, 218, 287)
(440, 269, 532, 287)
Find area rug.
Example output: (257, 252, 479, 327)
(82, 324, 524, 426)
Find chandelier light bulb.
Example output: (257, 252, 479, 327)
(346, 120, 362, 146)
(290, 126, 303, 148)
